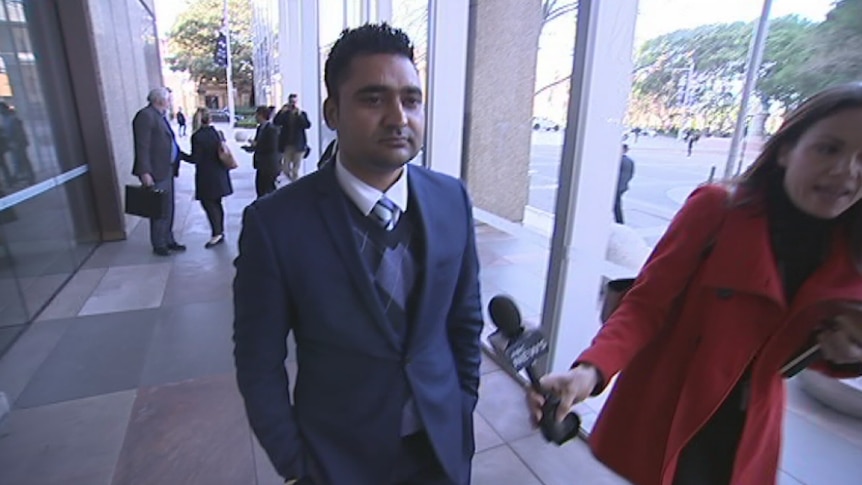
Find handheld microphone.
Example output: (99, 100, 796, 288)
(488, 295, 580, 445)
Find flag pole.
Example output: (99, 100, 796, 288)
(223, 0, 236, 129)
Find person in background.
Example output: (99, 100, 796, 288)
(189, 110, 232, 248)
(192, 107, 207, 134)
(176, 107, 187, 137)
(274, 93, 311, 182)
(131, 87, 188, 257)
(233, 23, 482, 485)
(529, 83, 862, 485)
(245, 105, 280, 198)
(614, 143, 634, 224)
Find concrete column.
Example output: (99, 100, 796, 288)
(539, 0, 639, 373)
(423, 0, 469, 179)
(462, 0, 541, 222)
(299, 0, 321, 169)
(278, 0, 321, 174)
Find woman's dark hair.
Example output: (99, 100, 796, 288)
(324, 23, 414, 101)
(255, 105, 273, 119)
(737, 82, 862, 270)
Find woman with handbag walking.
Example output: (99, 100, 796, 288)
(189, 110, 234, 248)
(528, 83, 862, 485)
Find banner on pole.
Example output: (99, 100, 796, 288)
(214, 32, 228, 67)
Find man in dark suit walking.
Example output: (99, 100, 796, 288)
(245, 106, 280, 198)
(614, 144, 635, 224)
(132, 88, 187, 256)
(233, 24, 483, 485)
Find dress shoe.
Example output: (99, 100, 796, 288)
(204, 234, 225, 249)
(167, 242, 187, 252)
(153, 247, 171, 257)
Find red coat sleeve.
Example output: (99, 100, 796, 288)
(576, 185, 729, 392)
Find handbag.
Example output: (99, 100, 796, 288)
(218, 142, 238, 170)
(125, 184, 167, 219)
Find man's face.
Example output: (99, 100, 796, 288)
(288, 97, 297, 110)
(325, 54, 424, 173)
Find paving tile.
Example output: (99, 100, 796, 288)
(779, 470, 804, 485)
(0, 390, 135, 485)
(474, 411, 505, 453)
(160, 256, 235, 307)
(111, 373, 255, 485)
(0, 319, 68, 405)
(15, 309, 158, 408)
(36, 268, 106, 321)
(480, 350, 502, 375)
(471, 445, 542, 485)
(475, 370, 538, 442)
(140, 300, 236, 387)
(780, 408, 862, 485)
(78, 263, 171, 315)
(509, 433, 630, 485)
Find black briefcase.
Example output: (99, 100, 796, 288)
(125, 185, 167, 219)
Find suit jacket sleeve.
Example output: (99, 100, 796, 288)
(577, 185, 728, 392)
(132, 110, 153, 176)
(446, 182, 484, 409)
(233, 204, 306, 480)
(300, 112, 311, 129)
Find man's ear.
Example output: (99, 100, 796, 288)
(323, 98, 337, 130)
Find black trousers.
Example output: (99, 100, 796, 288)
(200, 199, 224, 237)
(255, 168, 277, 198)
(390, 432, 453, 485)
(613, 191, 625, 224)
(673, 391, 747, 485)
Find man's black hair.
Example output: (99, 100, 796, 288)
(324, 23, 415, 102)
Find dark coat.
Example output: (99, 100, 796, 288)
(131, 105, 178, 182)
(273, 109, 311, 152)
(233, 163, 483, 485)
(579, 185, 862, 485)
(253, 121, 281, 172)
(616, 154, 634, 194)
(190, 125, 233, 200)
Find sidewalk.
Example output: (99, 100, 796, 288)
(0, 129, 628, 485)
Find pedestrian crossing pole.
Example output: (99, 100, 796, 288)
(223, 0, 236, 128)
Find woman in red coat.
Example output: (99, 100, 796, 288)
(530, 83, 862, 485)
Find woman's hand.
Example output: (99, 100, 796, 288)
(526, 363, 601, 425)
(818, 313, 862, 364)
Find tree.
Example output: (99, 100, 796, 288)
(791, 0, 862, 102)
(165, 0, 254, 92)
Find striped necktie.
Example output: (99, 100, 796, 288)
(371, 196, 400, 231)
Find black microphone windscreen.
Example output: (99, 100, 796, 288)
(489, 295, 522, 337)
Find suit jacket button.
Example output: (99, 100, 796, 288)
(716, 288, 734, 299)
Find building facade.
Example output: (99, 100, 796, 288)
(0, 0, 164, 354)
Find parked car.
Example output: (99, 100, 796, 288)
(532, 117, 561, 132)
(208, 108, 243, 123)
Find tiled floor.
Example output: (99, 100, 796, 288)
(0, 133, 860, 484)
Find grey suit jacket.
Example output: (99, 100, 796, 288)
(132, 105, 176, 182)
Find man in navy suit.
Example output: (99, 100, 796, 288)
(233, 24, 483, 485)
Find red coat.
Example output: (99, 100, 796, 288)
(578, 185, 862, 485)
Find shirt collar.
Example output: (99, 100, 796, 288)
(334, 153, 409, 217)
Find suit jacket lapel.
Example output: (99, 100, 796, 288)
(405, 171, 436, 351)
(315, 165, 402, 351)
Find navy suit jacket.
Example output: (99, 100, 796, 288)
(233, 162, 483, 485)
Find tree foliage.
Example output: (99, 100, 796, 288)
(630, 0, 862, 131)
(165, 0, 254, 89)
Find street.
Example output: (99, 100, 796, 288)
(528, 132, 751, 246)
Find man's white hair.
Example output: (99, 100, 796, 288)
(147, 87, 170, 105)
